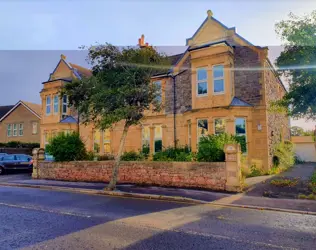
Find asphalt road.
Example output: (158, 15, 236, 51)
(0, 186, 315, 250)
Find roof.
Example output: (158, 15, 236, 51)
(69, 63, 93, 78)
(230, 97, 253, 107)
(0, 105, 15, 120)
(60, 116, 78, 124)
(0, 101, 41, 122)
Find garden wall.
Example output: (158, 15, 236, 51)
(32, 144, 242, 192)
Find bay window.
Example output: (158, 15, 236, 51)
(213, 65, 224, 94)
(235, 118, 247, 153)
(197, 68, 208, 96)
(214, 118, 226, 135)
(197, 119, 208, 142)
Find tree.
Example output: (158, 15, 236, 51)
(274, 11, 316, 120)
(62, 44, 170, 190)
(290, 126, 304, 136)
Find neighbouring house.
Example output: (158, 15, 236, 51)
(39, 10, 290, 170)
(0, 100, 41, 143)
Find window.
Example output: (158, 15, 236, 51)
(46, 96, 51, 115)
(235, 118, 247, 152)
(197, 119, 208, 142)
(154, 125, 162, 153)
(213, 65, 224, 93)
(53, 95, 59, 114)
(153, 81, 162, 103)
(103, 129, 111, 153)
(32, 122, 38, 135)
(197, 68, 208, 96)
(188, 121, 192, 148)
(2, 155, 15, 161)
(16, 155, 31, 161)
(214, 118, 226, 135)
(19, 123, 23, 136)
(62, 95, 68, 114)
(142, 126, 150, 149)
(7, 124, 12, 137)
(93, 130, 101, 153)
(13, 124, 17, 136)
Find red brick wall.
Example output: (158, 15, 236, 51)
(37, 161, 228, 191)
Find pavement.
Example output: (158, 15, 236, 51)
(1, 171, 316, 214)
(0, 185, 315, 250)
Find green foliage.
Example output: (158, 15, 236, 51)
(235, 135, 247, 153)
(270, 178, 298, 187)
(298, 193, 316, 200)
(141, 144, 150, 159)
(153, 145, 194, 162)
(197, 133, 238, 162)
(274, 11, 316, 120)
(97, 154, 115, 161)
(310, 171, 316, 194)
(121, 151, 144, 161)
(45, 132, 87, 162)
(62, 45, 171, 130)
(290, 126, 314, 136)
(273, 140, 295, 169)
(85, 151, 96, 161)
(0, 141, 40, 149)
(247, 164, 264, 178)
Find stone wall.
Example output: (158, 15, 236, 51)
(34, 160, 242, 191)
(165, 56, 192, 115)
(234, 46, 262, 106)
(264, 61, 290, 165)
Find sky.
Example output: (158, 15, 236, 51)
(0, 0, 315, 129)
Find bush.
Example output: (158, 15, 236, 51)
(270, 178, 298, 187)
(0, 141, 40, 149)
(197, 133, 238, 162)
(273, 140, 295, 169)
(121, 151, 144, 161)
(85, 151, 96, 161)
(141, 144, 150, 159)
(153, 145, 194, 162)
(45, 132, 87, 162)
(97, 154, 115, 161)
(247, 164, 264, 177)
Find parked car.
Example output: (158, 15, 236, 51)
(0, 154, 33, 175)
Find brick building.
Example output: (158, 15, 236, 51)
(40, 10, 289, 170)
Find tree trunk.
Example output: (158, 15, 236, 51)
(106, 122, 129, 190)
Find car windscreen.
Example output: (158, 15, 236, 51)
(16, 155, 31, 161)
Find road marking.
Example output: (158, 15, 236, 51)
(0, 202, 91, 218)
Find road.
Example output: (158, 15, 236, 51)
(0, 186, 315, 250)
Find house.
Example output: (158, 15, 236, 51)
(39, 10, 290, 170)
(0, 101, 41, 143)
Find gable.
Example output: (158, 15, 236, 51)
(49, 59, 73, 81)
(1, 104, 40, 123)
(186, 11, 235, 47)
(0, 101, 41, 122)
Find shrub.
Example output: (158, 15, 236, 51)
(273, 140, 295, 170)
(197, 133, 238, 162)
(141, 144, 150, 159)
(97, 154, 115, 161)
(45, 132, 87, 162)
(153, 145, 194, 162)
(247, 164, 264, 177)
(270, 178, 298, 187)
(0, 141, 40, 149)
(85, 151, 96, 161)
(121, 151, 144, 161)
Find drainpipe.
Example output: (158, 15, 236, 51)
(168, 70, 187, 148)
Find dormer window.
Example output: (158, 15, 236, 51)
(213, 65, 224, 94)
(197, 68, 208, 96)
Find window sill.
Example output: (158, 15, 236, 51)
(213, 92, 225, 96)
(196, 94, 208, 97)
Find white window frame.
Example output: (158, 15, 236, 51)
(32, 122, 38, 135)
(214, 118, 226, 135)
(197, 119, 208, 143)
(46, 96, 51, 115)
(62, 95, 68, 115)
(53, 95, 59, 114)
(18, 123, 23, 136)
(154, 125, 163, 153)
(7, 124, 12, 137)
(235, 117, 247, 153)
(213, 64, 225, 95)
(196, 68, 208, 97)
(13, 124, 17, 137)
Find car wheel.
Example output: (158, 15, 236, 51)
(0, 167, 4, 175)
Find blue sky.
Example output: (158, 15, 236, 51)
(0, 0, 315, 129)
